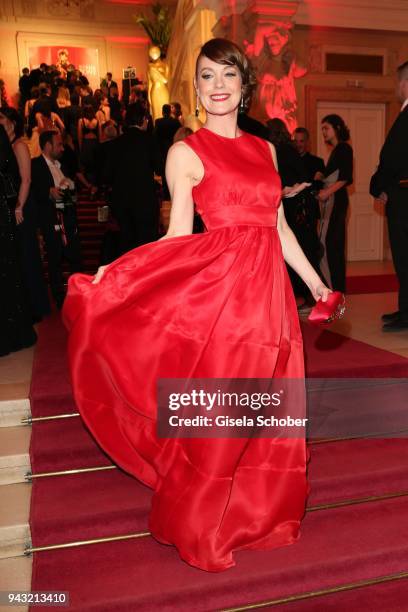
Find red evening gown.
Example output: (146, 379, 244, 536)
(63, 127, 308, 572)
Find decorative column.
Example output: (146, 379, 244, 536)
(167, 0, 217, 126)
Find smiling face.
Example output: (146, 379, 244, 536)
(195, 56, 242, 117)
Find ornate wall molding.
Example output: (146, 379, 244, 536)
(296, 0, 408, 32)
(305, 85, 400, 152)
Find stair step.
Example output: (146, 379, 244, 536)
(30, 470, 150, 547)
(0, 556, 32, 611)
(0, 346, 34, 407)
(0, 483, 31, 559)
(308, 438, 408, 505)
(0, 399, 31, 428)
(29, 496, 408, 611)
(0, 427, 31, 485)
(28, 438, 408, 548)
(271, 576, 408, 611)
(30, 418, 112, 474)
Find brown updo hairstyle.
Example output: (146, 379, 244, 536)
(322, 114, 350, 142)
(195, 38, 257, 112)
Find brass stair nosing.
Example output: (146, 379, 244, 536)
(309, 427, 408, 445)
(22, 413, 80, 424)
(24, 489, 408, 555)
(307, 489, 408, 512)
(220, 570, 408, 611)
(25, 531, 150, 554)
(26, 465, 117, 480)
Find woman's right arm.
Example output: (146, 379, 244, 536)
(159, 142, 196, 240)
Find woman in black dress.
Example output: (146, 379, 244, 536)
(0, 106, 50, 322)
(0, 124, 36, 356)
(318, 114, 353, 293)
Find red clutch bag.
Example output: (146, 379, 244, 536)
(308, 291, 346, 325)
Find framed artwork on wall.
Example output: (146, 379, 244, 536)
(28, 45, 100, 89)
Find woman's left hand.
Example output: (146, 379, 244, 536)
(311, 283, 331, 302)
(15, 206, 24, 225)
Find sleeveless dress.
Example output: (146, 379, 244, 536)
(63, 127, 308, 572)
(0, 128, 37, 356)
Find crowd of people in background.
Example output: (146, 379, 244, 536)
(0, 60, 354, 357)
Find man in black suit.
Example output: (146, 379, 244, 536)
(101, 72, 118, 97)
(31, 131, 82, 308)
(291, 127, 325, 309)
(103, 103, 159, 254)
(293, 127, 325, 182)
(18, 68, 31, 112)
(153, 104, 181, 199)
(29, 63, 48, 88)
(370, 61, 408, 331)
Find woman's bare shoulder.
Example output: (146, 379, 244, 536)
(167, 140, 201, 167)
(13, 138, 30, 155)
(166, 139, 204, 184)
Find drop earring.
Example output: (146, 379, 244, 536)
(195, 94, 200, 117)
(239, 93, 244, 114)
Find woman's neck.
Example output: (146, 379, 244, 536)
(204, 112, 241, 138)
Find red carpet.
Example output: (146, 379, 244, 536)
(28, 314, 408, 610)
(75, 190, 110, 272)
(346, 273, 398, 295)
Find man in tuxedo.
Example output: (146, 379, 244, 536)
(370, 61, 408, 331)
(291, 127, 324, 309)
(18, 68, 31, 112)
(103, 103, 159, 254)
(293, 127, 325, 182)
(153, 104, 181, 199)
(101, 72, 118, 97)
(29, 63, 48, 88)
(31, 131, 82, 308)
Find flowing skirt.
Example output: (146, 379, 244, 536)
(63, 225, 308, 571)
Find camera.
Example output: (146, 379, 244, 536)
(55, 187, 77, 210)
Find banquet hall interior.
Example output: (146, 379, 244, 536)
(1, 0, 408, 609)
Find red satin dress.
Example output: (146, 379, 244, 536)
(63, 127, 308, 572)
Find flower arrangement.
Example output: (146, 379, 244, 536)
(134, 3, 172, 57)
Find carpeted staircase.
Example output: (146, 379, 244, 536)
(26, 315, 408, 611)
(41, 189, 109, 278)
(76, 191, 108, 272)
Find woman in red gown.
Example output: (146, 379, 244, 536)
(63, 38, 330, 572)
